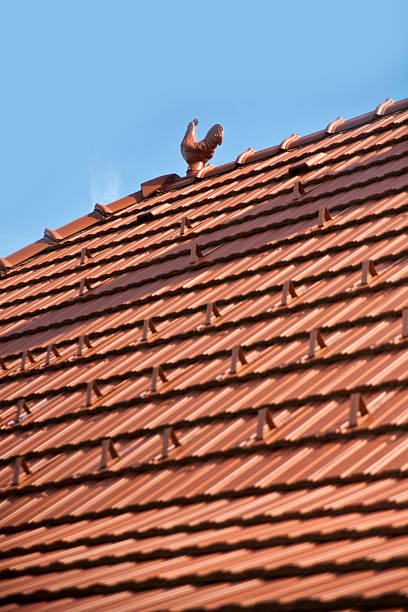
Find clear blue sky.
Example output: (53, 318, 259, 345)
(1, 0, 407, 257)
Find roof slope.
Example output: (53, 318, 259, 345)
(1, 99, 408, 610)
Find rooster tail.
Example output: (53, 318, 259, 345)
(204, 124, 224, 149)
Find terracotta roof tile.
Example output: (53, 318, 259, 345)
(1, 98, 408, 609)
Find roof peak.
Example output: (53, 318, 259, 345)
(2, 96, 408, 272)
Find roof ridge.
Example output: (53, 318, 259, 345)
(3, 127, 407, 280)
(2, 97, 408, 271)
(3, 333, 408, 413)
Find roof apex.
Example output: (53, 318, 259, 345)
(3, 96, 408, 273)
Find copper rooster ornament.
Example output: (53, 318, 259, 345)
(181, 119, 224, 175)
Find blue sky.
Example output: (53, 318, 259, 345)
(1, 0, 407, 257)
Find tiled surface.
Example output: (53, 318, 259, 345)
(1, 102, 408, 610)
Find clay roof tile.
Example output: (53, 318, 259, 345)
(2, 98, 408, 610)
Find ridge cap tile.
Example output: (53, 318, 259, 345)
(3, 97, 408, 270)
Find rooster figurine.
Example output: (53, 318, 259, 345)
(181, 118, 224, 176)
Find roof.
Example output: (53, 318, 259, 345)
(1, 97, 408, 610)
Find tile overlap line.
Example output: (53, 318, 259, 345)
(3, 339, 408, 437)
(3, 503, 408, 561)
(3, 521, 408, 579)
(1, 180, 408, 324)
(178, 592, 408, 612)
(2, 418, 408, 480)
(3, 303, 408, 410)
(1, 551, 408, 606)
(1, 296, 407, 390)
(3, 435, 408, 500)
(1, 198, 408, 345)
(2, 479, 407, 538)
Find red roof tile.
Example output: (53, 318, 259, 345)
(1, 98, 408, 610)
